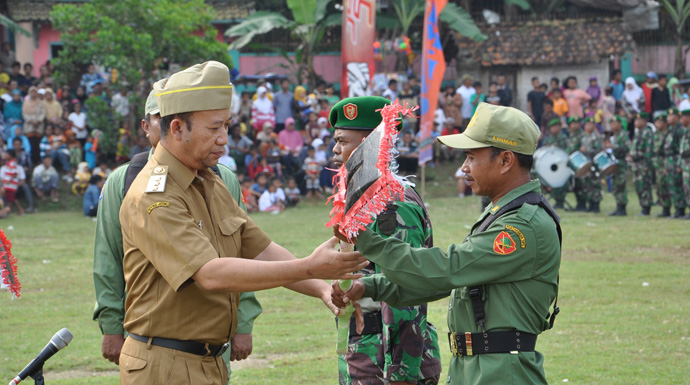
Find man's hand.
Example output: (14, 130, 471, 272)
(332, 280, 365, 333)
(320, 284, 341, 316)
(101, 334, 125, 365)
(332, 224, 358, 244)
(305, 237, 368, 280)
(230, 334, 253, 361)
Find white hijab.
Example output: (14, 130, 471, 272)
(252, 86, 273, 114)
(623, 77, 643, 112)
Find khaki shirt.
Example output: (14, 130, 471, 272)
(120, 145, 271, 345)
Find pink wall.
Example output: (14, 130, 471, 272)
(238, 53, 342, 83)
(633, 45, 690, 75)
(34, 24, 61, 75)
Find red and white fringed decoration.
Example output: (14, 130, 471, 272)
(0, 228, 21, 299)
(327, 101, 417, 241)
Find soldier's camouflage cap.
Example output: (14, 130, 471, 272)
(154, 61, 233, 117)
(437, 103, 539, 155)
(329, 96, 391, 130)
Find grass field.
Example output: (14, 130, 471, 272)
(0, 166, 689, 384)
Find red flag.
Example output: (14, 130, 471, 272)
(418, 0, 447, 165)
(341, 0, 376, 98)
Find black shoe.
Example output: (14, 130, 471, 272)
(587, 202, 600, 213)
(609, 204, 627, 216)
(673, 208, 686, 218)
(638, 206, 651, 216)
(683, 214, 690, 220)
(553, 201, 564, 209)
(574, 200, 587, 212)
(656, 207, 671, 218)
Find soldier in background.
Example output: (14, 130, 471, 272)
(565, 116, 586, 211)
(580, 117, 603, 213)
(666, 108, 687, 218)
(607, 116, 631, 216)
(653, 112, 672, 217)
(679, 109, 690, 219)
(629, 112, 655, 216)
(543, 118, 569, 208)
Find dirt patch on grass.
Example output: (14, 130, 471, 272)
(231, 353, 287, 370)
(564, 247, 690, 264)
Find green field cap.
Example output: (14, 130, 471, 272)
(437, 103, 539, 155)
(329, 96, 391, 130)
(154, 61, 233, 117)
(144, 89, 160, 116)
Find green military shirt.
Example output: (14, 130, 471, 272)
(630, 125, 654, 166)
(581, 130, 603, 158)
(543, 132, 567, 149)
(93, 150, 261, 336)
(565, 129, 583, 154)
(357, 180, 561, 385)
(610, 131, 631, 168)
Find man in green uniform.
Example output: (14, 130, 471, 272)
(93, 90, 261, 376)
(629, 112, 655, 215)
(666, 108, 687, 218)
(330, 96, 441, 385)
(653, 112, 672, 217)
(607, 116, 631, 216)
(330, 103, 561, 385)
(679, 109, 690, 219)
(565, 116, 586, 211)
(118, 61, 367, 385)
(543, 118, 568, 208)
(580, 117, 603, 213)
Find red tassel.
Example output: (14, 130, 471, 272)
(0, 228, 21, 298)
(327, 101, 417, 241)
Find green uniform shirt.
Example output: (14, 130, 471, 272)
(358, 180, 561, 385)
(93, 150, 261, 335)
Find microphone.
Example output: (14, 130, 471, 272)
(9, 328, 73, 385)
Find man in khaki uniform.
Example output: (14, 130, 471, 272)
(119, 61, 367, 385)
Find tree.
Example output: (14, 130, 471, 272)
(225, 0, 341, 89)
(50, 0, 231, 157)
(659, 0, 690, 78)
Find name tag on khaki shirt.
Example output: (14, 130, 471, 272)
(145, 165, 168, 193)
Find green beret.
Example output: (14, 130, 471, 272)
(668, 107, 679, 115)
(582, 116, 595, 124)
(609, 115, 623, 123)
(144, 89, 160, 116)
(154, 61, 233, 117)
(653, 110, 668, 120)
(437, 103, 539, 155)
(636, 112, 649, 120)
(567, 116, 581, 124)
(681, 109, 690, 116)
(329, 96, 391, 130)
(548, 118, 561, 127)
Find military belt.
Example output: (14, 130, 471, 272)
(128, 333, 229, 357)
(448, 331, 537, 356)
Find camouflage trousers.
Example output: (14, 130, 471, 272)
(611, 166, 628, 205)
(684, 159, 690, 207)
(582, 172, 602, 203)
(573, 178, 586, 203)
(632, 162, 654, 208)
(656, 167, 671, 208)
(668, 163, 687, 209)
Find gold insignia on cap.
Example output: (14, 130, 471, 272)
(344, 103, 358, 120)
(467, 112, 479, 129)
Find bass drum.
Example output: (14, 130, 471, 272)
(533, 146, 572, 189)
(568, 151, 593, 178)
(593, 151, 619, 178)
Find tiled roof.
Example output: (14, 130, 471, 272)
(457, 18, 636, 66)
(6, 0, 254, 23)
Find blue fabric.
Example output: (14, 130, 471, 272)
(85, 142, 96, 169)
(610, 81, 624, 101)
(8, 134, 31, 156)
(3, 100, 23, 127)
(83, 184, 101, 215)
(273, 91, 294, 124)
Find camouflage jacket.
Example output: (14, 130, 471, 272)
(631, 125, 654, 165)
(565, 129, 584, 154)
(654, 128, 675, 169)
(543, 132, 568, 150)
(581, 130, 603, 158)
(680, 125, 690, 161)
(610, 131, 631, 167)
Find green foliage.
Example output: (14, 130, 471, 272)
(226, 12, 295, 50)
(439, 3, 487, 42)
(50, 0, 231, 87)
(504, 0, 532, 11)
(84, 97, 117, 156)
(660, 0, 690, 34)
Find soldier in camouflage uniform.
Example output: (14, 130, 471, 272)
(330, 96, 442, 385)
(565, 116, 587, 211)
(653, 112, 673, 217)
(680, 109, 690, 219)
(607, 116, 631, 216)
(580, 117, 603, 212)
(629, 112, 655, 215)
(666, 108, 687, 218)
(543, 118, 569, 208)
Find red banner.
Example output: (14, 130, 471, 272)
(418, 0, 447, 165)
(341, 0, 376, 98)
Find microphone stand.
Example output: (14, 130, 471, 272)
(30, 366, 44, 385)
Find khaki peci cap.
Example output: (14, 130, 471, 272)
(153, 61, 233, 117)
(144, 89, 160, 116)
(437, 103, 539, 155)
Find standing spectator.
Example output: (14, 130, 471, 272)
(75, 86, 88, 104)
(83, 174, 105, 217)
(23, 64, 38, 87)
(623, 77, 644, 113)
(496, 73, 512, 106)
(563, 76, 591, 118)
(284, 177, 300, 207)
(642, 72, 658, 114)
(551, 88, 569, 117)
(444, 92, 463, 133)
(651, 74, 672, 116)
(455, 74, 475, 124)
(303, 146, 323, 203)
(382, 79, 398, 101)
(527, 77, 546, 124)
(470, 81, 485, 116)
(291, 85, 312, 128)
(316, 99, 332, 122)
(128, 136, 150, 159)
(228, 123, 253, 168)
(609, 69, 624, 102)
(22, 86, 46, 164)
(69, 101, 88, 148)
(305, 112, 320, 141)
(396, 131, 419, 175)
(547, 77, 561, 99)
(251, 86, 275, 133)
(239, 92, 252, 122)
(0, 43, 15, 69)
(324, 85, 340, 106)
(11, 137, 34, 213)
(33, 156, 60, 202)
(586, 76, 602, 104)
(278, 117, 304, 155)
(485, 82, 501, 105)
(601, 87, 616, 131)
(110, 88, 130, 121)
(80, 64, 103, 94)
(43, 88, 63, 125)
(540, 99, 560, 142)
(667, 76, 683, 106)
(273, 79, 293, 133)
(1, 79, 18, 103)
(0, 62, 9, 96)
(84, 134, 98, 170)
(9, 62, 27, 91)
(0, 149, 25, 215)
(3, 89, 23, 142)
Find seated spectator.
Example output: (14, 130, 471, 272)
(129, 135, 151, 159)
(241, 179, 258, 213)
(43, 88, 63, 125)
(11, 137, 34, 213)
(228, 123, 252, 168)
(250, 173, 268, 199)
(284, 177, 300, 207)
(218, 145, 237, 172)
(317, 99, 331, 122)
(317, 117, 331, 139)
(278, 117, 304, 155)
(306, 111, 320, 141)
(32, 156, 60, 203)
(8, 126, 31, 156)
(72, 161, 90, 195)
(303, 146, 323, 203)
(455, 167, 472, 198)
(69, 100, 87, 147)
(396, 131, 419, 175)
(93, 162, 112, 179)
(264, 139, 283, 179)
(438, 118, 460, 161)
(258, 179, 286, 213)
(83, 174, 105, 217)
(84, 134, 98, 170)
(0, 195, 11, 218)
(1, 149, 25, 215)
(3, 90, 23, 142)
